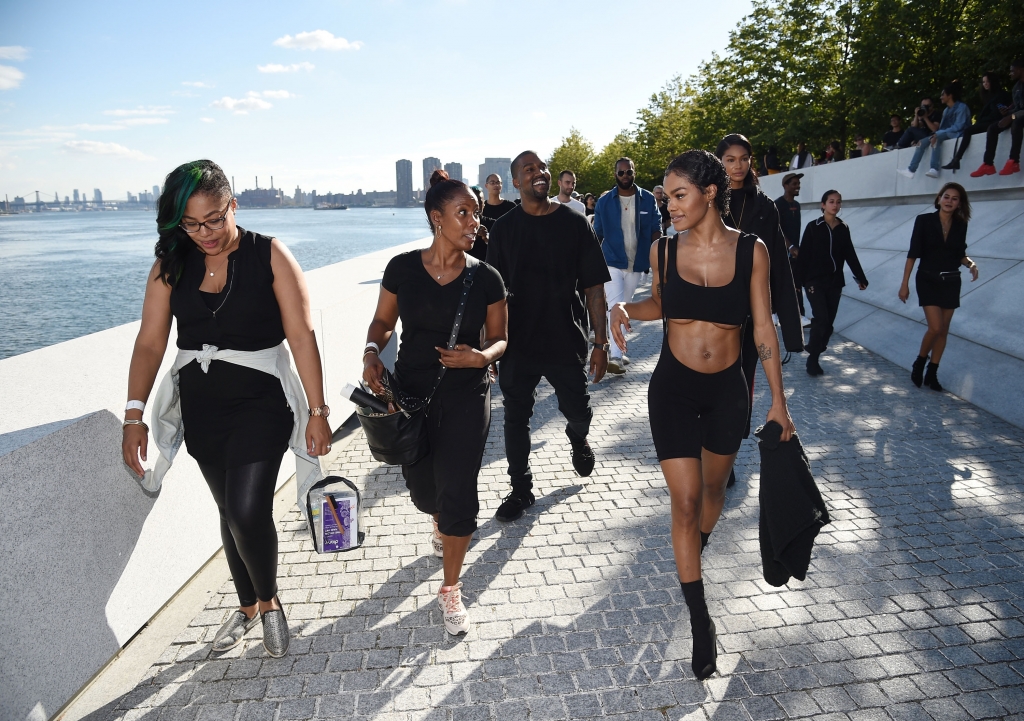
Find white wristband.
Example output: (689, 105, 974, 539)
(125, 400, 146, 413)
(364, 342, 380, 354)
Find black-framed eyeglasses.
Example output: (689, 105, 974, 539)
(180, 199, 233, 234)
(486, 180, 501, 185)
(616, 169, 635, 177)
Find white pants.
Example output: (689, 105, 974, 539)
(605, 266, 642, 359)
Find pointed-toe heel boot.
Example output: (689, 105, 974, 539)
(924, 362, 943, 392)
(911, 356, 927, 388)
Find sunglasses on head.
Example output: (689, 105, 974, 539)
(616, 169, 635, 177)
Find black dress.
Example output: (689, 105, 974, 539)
(170, 228, 294, 468)
(908, 212, 967, 309)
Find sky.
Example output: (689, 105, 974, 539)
(0, 0, 754, 202)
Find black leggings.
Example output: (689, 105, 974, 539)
(198, 457, 283, 606)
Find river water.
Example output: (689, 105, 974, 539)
(0, 208, 429, 360)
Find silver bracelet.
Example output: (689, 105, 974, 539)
(123, 419, 149, 432)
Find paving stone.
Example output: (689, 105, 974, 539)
(100, 321, 1024, 721)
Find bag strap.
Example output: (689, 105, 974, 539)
(657, 236, 668, 337)
(427, 260, 480, 401)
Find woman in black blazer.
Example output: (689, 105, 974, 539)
(898, 183, 979, 391)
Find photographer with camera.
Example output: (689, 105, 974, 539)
(898, 81, 970, 179)
(897, 98, 942, 148)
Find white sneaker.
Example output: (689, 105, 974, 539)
(897, 168, 915, 179)
(621, 355, 631, 367)
(430, 519, 444, 558)
(607, 359, 626, 375)
(437, 582, 470, 635)
(925, 168, 940, 178)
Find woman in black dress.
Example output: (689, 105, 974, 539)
(362, 170, 507, 636)
(122, 160, 332, 658)
(899, 183, 979, 390)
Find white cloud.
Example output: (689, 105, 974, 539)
(104, 106, 174, 117)
(0, 46, 29, 61)
(0, 65, 25, 90)
(531, 111, 547, 120)
(63, 140, 154, 161)
(74, 123, 124, 131)
(182, 81, 213, 88)
(211, 95, 273, 114)
(258, 62, 314, 73)
(259, 90, 294, 99)
(120, 117, 170, 126)
(200, 117, 215, 123)
(272, 30, 362, 51)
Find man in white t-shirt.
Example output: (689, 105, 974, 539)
(551, 170, 587, 214)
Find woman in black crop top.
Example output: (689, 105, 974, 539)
(362, 170, 507, 636)
(610, 150, 795, 681)
(898, 183, 979, 391)
(122, 160, 332, 658)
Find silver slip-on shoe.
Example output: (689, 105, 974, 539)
(211, 610, 260, 652)
(261, 606, 290, 658)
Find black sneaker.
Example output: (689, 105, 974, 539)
(806, 355, 824, 376)
(495, 490, 535, 522)
(567, 432, 596, 476)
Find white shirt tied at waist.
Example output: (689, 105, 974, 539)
(146, 342, 324, 523)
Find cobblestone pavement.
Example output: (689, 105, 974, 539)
(103, 306, 1024, 721)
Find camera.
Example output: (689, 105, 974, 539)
(916, 107, 926, 116)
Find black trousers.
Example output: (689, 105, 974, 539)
(402, 374, 490, 537)
(198, 457, 283, 607)
(805, 280, 844, 356)
(498, 357, 593, 493)
(954, 121, 993, 160)
(983, 116, 1024, 165)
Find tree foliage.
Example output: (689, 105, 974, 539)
(548, 0, 1023, 191)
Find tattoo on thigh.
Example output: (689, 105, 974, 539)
(757, 343, 772, 362)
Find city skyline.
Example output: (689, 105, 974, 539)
(0, 1, 755, 198)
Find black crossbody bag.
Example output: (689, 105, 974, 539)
(356, 261, 480, 465)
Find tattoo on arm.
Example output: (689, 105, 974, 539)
(757, 343, 772, 362)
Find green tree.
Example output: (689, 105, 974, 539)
(546, 127, 599, 195)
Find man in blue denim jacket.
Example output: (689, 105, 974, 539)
(593, 157, 662, 374)
(899, 82, 971, 179)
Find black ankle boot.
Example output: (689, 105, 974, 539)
(680, 579, 717, 680)
(806, 353, 824, 376)
(924, 362, 943, 391)
(700, 531, 711, 554)
(942, 158, 961, 170)
(911, 356, 927, 387)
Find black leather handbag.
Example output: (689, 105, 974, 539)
(356, 261, 479, 465)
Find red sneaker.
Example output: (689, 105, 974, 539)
(998, 160, 1021, 176)
(970, 163, 997, 177)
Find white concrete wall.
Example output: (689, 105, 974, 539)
(757, 135, 1024, 429)
(0, 237, 427, 721)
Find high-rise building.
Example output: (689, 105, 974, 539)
(153, 185, 161, 199)
(443, 162, 463, 184)
(396, 159, 413, 206)
(478, 158, 518, 198)
(73, 189, 79, 203)
(422, 157, 441, 191)
(93, 189, 103, 204)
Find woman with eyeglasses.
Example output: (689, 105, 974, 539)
(480, 173, 517, 232)
(122, 159, 332, 658)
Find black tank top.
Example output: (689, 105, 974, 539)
(170, 228, 286, 351)
(660, 232, 756, 326)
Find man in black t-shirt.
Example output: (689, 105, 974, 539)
(487, 151, 611, 522)
(480, 173, 517, 231)
(882, 115, 904, 149)
(774, 173, 804, 316)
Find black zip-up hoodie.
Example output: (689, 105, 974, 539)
(798, 216, 868, 288)
(723, 183, 804, 352)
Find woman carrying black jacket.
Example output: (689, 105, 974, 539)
(716, 135, 804, 440)
(798, 190, 868, 376)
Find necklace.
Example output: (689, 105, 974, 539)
(729, 193, 747, 229)
(204, 230, 239, 276)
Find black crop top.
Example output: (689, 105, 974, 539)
(170, 228, 286, 351)
(659, 232, 756, 327)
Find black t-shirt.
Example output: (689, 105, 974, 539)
(774, 196, 801, 248)
(882, 129, 903, 147)
(486, 204, 611, 364)
(480, 199, 517, 231)
(382, 252, 505, 397)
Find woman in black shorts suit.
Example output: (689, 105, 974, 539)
(362, 170, 507, 636)
(610, 151, 795, 680)
(899, 182, 979, 391)
(122, 160, 333, 658)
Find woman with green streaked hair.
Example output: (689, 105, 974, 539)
(122, 159, 332, 658)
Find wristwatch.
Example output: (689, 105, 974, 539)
(593, 343, 610, 352)
(309, 405, 331, 419)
